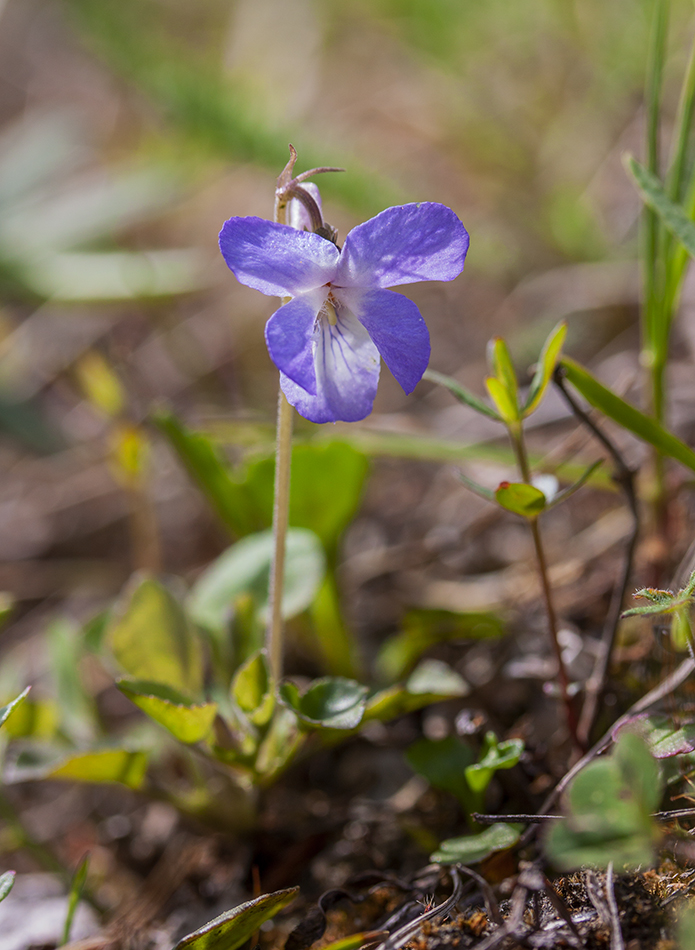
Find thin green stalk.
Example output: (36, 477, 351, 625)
(266, 194, 293, 684)
(267, 390, 293, 682)
(643, 0, 668, 356)
(641, 0, 670, 534)
(510, 425, 581, 751)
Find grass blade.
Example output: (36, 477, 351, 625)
(424, 369, 501, 421)
(560, 356, 695, 474)
(626, 156, 695, 259)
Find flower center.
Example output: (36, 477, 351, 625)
(321, 292, 338, 326)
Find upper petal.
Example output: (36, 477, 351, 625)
(334, 202, 469, 289)
(280, 304, 380, 424)
(219, 216, 339, 297)
(265, 289, 327, 395)
(339, 287, 430, 394)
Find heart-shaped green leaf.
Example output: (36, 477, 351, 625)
(279, 678, 368, 731)
(0, 870, 15, 903)
(495, 481, 546, 518)
(431, 823, 522, 865)
(174, 886, 299, 950)
(117, 680, 217, 743)
(231, 651, 274, 727)
(108, 575, 203, 695)
(188, 529, 325, 633)
(545, 732, 662, 870)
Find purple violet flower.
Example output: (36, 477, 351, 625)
(219, 201, 469, 424)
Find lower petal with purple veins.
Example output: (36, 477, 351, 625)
(338, 286, 430, 394)
(280, 305, 380, 424)
(265, 289, 328, 395)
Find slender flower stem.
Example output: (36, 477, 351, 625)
(510, 424, 582, 751)
(266, 187, 292, 683)
(267, 388, 293, 682)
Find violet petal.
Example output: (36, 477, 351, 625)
(339, 286, 431, 394)
(265, 290, 327, 395)
(219, 216, 339, 297)
(280, 305, 380, 423)
(334, 202, 469, 289)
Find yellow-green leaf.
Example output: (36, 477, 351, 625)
(174, 887, 299, 950)
(495, 482, 546, 518)
(489, 337, 518, 402)
(231, 651, 274, 727)
(117, 680, 217, 744)
(485, 376, 518, 422)
(108, 575, 203, 695)
(524, 321, 567, 416)
(0, 687, 30, 731)
(48, 749, 149, 789)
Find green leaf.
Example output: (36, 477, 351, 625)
(279, 677, 368, 731)
(117, 680, 218, 744)
(245, 442, 369, 553)
(108, 575, 204, 695)
(0, 687, 30, 730)
(406, 735, 477, 811)
(560, 356, 695, 474)
(48, 618, 98, 744)
(545, 459, 603, 510)
(0, 592, 14, 632)
(63, 855, 89, 945)
(485, 376, 518, 422)
(626, 156, 695, 260)
(423, 369, 501, 421)
(489, 337, 518, 404)
(457, 470, 495, 503)
(375, 610, 503, 683)
(495, 481, 546, 518)
(365, 660, 469, 722)
(523, 321, 567, 416)
(678, 905, 695, 950)
(231, 651, 274, 727)
(173, 886, 299, 950)
(188, 528, 325, 633)
(47, 749, 149, 789)
(613, 714, 695, 759)
(253, 706, 304, 781)
(320, 932, 389, 950)
(1, 696, 58, 740)
(431, 823, 522, 865)
(0, 870, 15, 903)
(465, 732, 524, 794)
(545, 732, 662, 870)
(153, 407, 263, 538)
(308, 572, 359, 679)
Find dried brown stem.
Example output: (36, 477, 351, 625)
(553, 366, 639, 747)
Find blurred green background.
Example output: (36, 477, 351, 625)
(0, 0, 693, 605)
